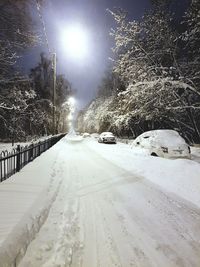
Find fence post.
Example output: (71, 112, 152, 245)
(16, 145, 21, 172)
(29, 144, 34, 161)
(38, 142, 41, 155)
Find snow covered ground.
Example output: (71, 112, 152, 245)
(0, 136, 200, 266)
(191, 146, 200, 163)
(86, 139, 200, 208)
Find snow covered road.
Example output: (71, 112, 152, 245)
(17, 137, 200, 267)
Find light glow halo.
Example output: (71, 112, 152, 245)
(60, 24, 90, 60)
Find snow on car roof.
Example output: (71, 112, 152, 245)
(100, 132, 114, 136)
(136, 129, 187, 147)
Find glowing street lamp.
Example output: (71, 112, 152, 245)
(68, 96, 75, 106)
(68, 113, 73, 121)
(60, 24, 90, 60)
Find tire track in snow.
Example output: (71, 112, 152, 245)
(8, 152, 64, 267)
(18, 150, 81, 267)
(17, 140, 200, 267)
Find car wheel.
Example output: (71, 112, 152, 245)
(151, 152, 158, 157)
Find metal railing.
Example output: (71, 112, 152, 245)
(0, 134, 65, 183)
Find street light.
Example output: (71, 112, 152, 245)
(68, 113, 73, 121)
(52, 24, 89, 134)
(68, 96, 75, 106)
(60, 24, 90, 60)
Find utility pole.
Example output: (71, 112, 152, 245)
(52, 52, 56, 135)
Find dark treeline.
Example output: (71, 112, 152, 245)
(0, 0, 72, 142)
(77, 0, 200, 143)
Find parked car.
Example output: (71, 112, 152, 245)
(91, 133, 100, 139)
(82, 133, 91, 138)
(131, 129, 191, 159)
(98, 132, 117, 144)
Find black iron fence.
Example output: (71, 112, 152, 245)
(0, 134, 65, 183)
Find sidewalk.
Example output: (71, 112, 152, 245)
(0, 142, 63, 267)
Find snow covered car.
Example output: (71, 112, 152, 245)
(131, 129, 191, 159)
(98, 132, 117, 144)
(82, 133, 91, 138)
(91, 133, 100, 139)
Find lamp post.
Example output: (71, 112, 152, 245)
(52, 52, 56, 135)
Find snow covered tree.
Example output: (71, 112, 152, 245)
(30, 53, 53, 100)
(78, 5, 200, 142)
(55, 75, 73, 133)
(178, 0, 200, 141)
(97, 69, 125, 98)
(108, 10, 174, 131)
(150, 0, 173, 7)
(0, 0, 39, 79)
(142, 9, 179, 77)
(109, 9, 151, 85)
(30, 53, 73, 135)
(181, 0, 200, 85)
(0, 80, 37, 140)
(102, 7, 200, 141)
(97, 71, 115, 98)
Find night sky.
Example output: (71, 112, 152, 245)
(22, 0, 152, 109)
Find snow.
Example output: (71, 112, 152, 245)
(78, 96, 114, 133)
(0, 136, 52, 153)
(132, 129, 188, 147)
(100, 132, 114, 137)
(86, 139, 200, 208)
(0, 142, 63, 266)
(131, 130, 190, 159)
(0, 136, 200, 266)
(0, 142, 30, 153)
(90, 133, 99, 139)
(191, 146, 200, 163)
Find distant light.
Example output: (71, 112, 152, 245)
(68, 113, 73, 120)
(68, 96, 75, 106)
(60, 24, 90, 60)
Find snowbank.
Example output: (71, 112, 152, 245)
(0, 143, 63, 267)
(85, 139, 200, 208)
(191, 146, 200, 163)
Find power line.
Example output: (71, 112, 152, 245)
(35, 0, 51, 55)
